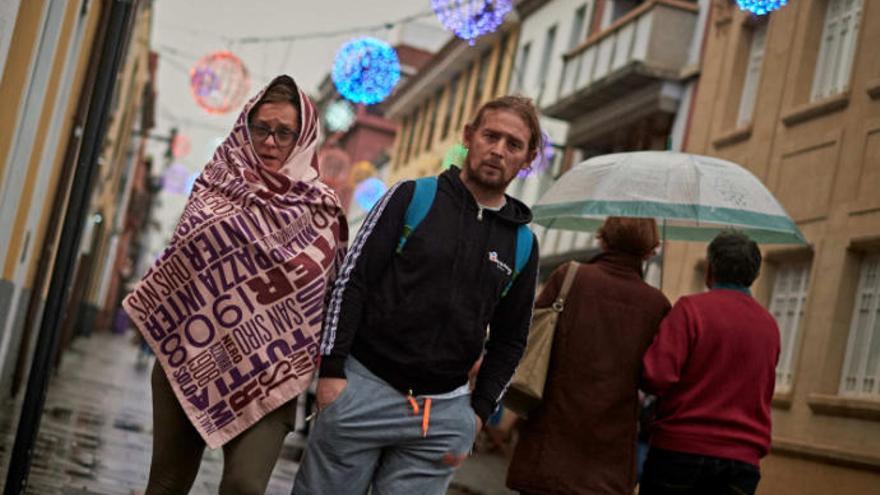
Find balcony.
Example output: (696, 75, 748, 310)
(543, 0, 698, 121)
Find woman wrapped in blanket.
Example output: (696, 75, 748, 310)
(123, 75, 347, 495)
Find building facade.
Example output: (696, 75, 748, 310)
(0, 0, 154, 397)
(384, 21, 519, 183)
(661, 1, 880, 493)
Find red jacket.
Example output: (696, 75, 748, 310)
(642, 288, 780, 466)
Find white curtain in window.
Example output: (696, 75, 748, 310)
(769, 262, 810, 392)
(811, 0, 863, 101)
(737, 23, 768, 126)
(841, 254, 880, 396)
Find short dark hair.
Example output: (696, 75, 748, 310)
(707, 230, 762, 287)
(467, 95, 542, 161)
(248, 75, 301, 126)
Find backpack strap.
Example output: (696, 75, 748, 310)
(396, 177, 438, 254)
(501, 225, 534, 298)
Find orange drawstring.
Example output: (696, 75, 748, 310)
(407, 395, 420, 414)
(406, 392, 432, 438)
(422, 399, 432, 438)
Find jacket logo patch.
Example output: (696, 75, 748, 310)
(488, 251, 512, 276)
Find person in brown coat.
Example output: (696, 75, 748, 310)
(507, 217, 671, 495)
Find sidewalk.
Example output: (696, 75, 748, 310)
(0, 331, 513, 495)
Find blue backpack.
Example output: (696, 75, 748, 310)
(395, 177, 533, 297)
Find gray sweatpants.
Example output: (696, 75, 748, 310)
(292, 358, 477, 495)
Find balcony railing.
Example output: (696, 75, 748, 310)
(545, 0, 698, 120)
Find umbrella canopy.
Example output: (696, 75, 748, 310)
(532, 151, 806, 244)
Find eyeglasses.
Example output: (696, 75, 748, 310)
(249, 123, 298, 147)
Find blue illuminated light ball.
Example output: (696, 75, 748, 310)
(736, 0, 787, 15)
(332, 38, 400, 105)
(432, 0, 514, 46)
(325, 100, 356, 132)
(354, 177, 387, 211)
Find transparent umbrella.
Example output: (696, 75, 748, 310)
(532, 151, 806, 245)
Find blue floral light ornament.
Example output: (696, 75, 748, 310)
(332, 37, 400, 105)
(432, 0, 514, 46)
(736, 0, 787, 15)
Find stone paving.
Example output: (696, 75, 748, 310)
(0, 331, 516, 495)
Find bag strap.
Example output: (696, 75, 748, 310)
(552, 262, 580, 313)
(501, 225, 534, 298)
(396, 177, 437, 254)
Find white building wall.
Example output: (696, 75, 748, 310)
(510, 0, 598, 261)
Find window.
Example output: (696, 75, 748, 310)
(840, 254, 880, 397)
(424, 89, 443, 151)
(537, 25, 558, 98)
(441, 74, 459, 140)
(456, 66, 472, 129)
(471, 51, 492, 114)
(568, 4, 588, 50)
(403, 110, 418, 163)
(491, 33, 510, 96)
(602, 0, 644, 28)
(768, 262, 811, 393)
(737, 22, 767, 126)
(811, 0, 863, 101)
(512, 42, 531, 93)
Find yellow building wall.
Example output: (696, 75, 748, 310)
(0, 0, 47, 201)
(665, 2, 880, 492)
(3, 0, 84, 280)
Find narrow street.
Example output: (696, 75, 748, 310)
(0, 331, 513, 495)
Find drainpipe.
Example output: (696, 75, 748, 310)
(3, 1, 139, 493)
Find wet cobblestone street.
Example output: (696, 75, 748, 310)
(0, 332, 301, 495)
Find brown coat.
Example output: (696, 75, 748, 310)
(506, 252, 671, 495)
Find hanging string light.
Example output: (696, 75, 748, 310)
(736, 0, 787, 15)
(332, 37, 400, 105)
(432, 0, 514, 46)
(325, 100, 357, 132)
(189, 51, 251, 114)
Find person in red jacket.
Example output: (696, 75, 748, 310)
(640, 231, 780, 495)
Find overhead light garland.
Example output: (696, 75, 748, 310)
(189, 51, 251, 114)
(332, 37, 400, 105)
(736, 0, 787, 15)
(432, 0, 513, 46)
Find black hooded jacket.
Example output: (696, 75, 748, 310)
(318, 167, 539, 422)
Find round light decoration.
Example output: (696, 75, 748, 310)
(324, 100, 356, 132)
(442, 143, 469, 169)
(162, 163, 192, 195)
(518, 131, 554, 178)
(171, 133, 192, 159)
(736, 0, 787, 15)
(349, 160, 378, 186)
(354, 177, 387, 211)
(184, 171, 200, 196)
(189, 51, 251, 114)
(332, 37, 400, 105)
(432, 0, 514, 46)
